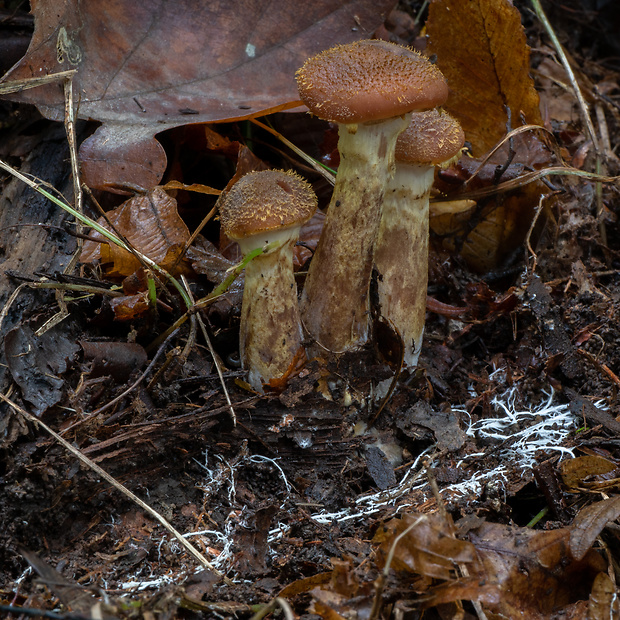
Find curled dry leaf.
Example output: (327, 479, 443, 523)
(560, 455, 619, 491)
(110, 291, 152, 322)
(0, 0, 395, 191)
(570, 496, 620, 562)
(374, 512, 476, 581)
(426, 0, 550, 271)
(80, 187, 190, 278)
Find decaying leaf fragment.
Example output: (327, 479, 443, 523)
(589, 572, 620, 620)
(560, 454, 620, 491)
(374, 512, 476, 581)
(470, 522, 606, 617)
(312, 507, 614, 619)
(80, 187, 191, 277)
(570, 496, 620, 562)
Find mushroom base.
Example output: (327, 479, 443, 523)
(300, 114, 410, 353)
(374, 164, 434, 369)
(240, 239, 304, 392)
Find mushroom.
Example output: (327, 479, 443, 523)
(373, 109, 464, 369)
(296, 40, 448, 353)
(219, 169, 317, 391)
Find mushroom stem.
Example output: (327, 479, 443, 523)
(240, 233, 304, 391)
(219, 169, 316, 392)
(374, 164, 435, 368)
(373, 108, 464, 369)
(300, 114, 410, 352)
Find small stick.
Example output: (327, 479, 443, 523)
(0, 390, 233, 584)
(0, 70, 77, 95)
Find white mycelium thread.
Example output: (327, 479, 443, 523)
(118, 373, 596, 589)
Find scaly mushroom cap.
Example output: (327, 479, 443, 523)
(296, 40, 448, 124)
(220, 170, 317, 243)
(395, 109, 465, 165)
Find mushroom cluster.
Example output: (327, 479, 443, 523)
(296, 40, 448, 353)
(220, 40, 462, 390)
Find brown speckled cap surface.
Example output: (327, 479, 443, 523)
(296, 40, 448, 124)
(220, 170, 317, 240)
(395, 109, 464, 165)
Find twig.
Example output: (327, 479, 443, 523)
(456, 165, 618, 201)
(0, 70, 77, 95)
(34, 75, 84, 337)
(249, 117, 336, 185)
(63, 75, 83, 269)
(250, 597, 295, 620)
(0, 390, 233, 584)
(524, 193, 548, 277)
(182, 275, 237, 427)
(530, 0, 607, 247)
(463, 124, 561, 187)
(368, 516, 425, 620)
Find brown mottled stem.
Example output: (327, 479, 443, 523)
(300, 116, 409, 351)
(219, 170, 316, 391)
(374, 109, 464, 368)
(375, 164, 434, 367)
(240, 235, 304, 390)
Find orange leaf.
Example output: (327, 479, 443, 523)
(427, 0, 542, 157)
(80, 187, 190, 277)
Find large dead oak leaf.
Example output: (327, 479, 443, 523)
(426, 0, 548, 272)
(0, 0, 395, 191)
(427, 0, 541, 155)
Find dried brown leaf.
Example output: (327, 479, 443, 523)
(471, 522, 606, 617)
(426, 0, 549, 272)
(570, 496, 620, 562)
(560, 455, 618, 491)
(374, 512, 476, 581)
(426, 0, 542, 156)
(1, 0, 396, 190)
(110, 292, 151, 321)
(80, 187, 190, 277)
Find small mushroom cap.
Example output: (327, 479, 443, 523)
(395, 109, 465, 165)
(220, 170, 317, 241)
(296, 40, 448, 124)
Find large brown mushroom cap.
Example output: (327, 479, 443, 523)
(220, 170, 317, 242)
(395, 109, 465, 165)
(296, 40, 448, 124)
